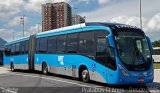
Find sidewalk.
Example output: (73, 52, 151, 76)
(154, 69, 160, 83)
(146, 69, 160, 93)
(0, 66, 10, 74)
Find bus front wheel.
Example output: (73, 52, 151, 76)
(10, 63, 14, 72)
(42, 63, 48, 75)
(81, 69, 90, 83)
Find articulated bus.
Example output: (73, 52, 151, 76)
(4, 23, 154, 85)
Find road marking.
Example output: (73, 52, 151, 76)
(0, 87, 17, 93)
(7, 73, 94, 87)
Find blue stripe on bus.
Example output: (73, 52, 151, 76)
(4, 54, 28, 65)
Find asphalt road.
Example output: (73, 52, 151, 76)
(0, 67, 159, 93)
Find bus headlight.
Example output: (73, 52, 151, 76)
(118, 64, 130, 77)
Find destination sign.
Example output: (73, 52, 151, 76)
(115, 24, 139, 29)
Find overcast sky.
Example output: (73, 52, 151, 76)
(0, 0, 160, 42)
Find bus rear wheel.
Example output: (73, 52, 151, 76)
(42, 63, 48, 75)
(10, 63, 14, 72)
(81, 69, 90, 83)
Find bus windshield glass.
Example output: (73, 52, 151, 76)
(115, 31, 151, 71)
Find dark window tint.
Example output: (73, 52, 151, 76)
(95, 31, 116, 70)
(15, 43, 20, 55)
(79, 31, 95, 55)
(67, 33, 78, 53)
(36, 39, 40, 53)
(96, 37, 108, 66)
(20, 42, 25, 54)
(11, 44, 16, 55)
(95, 31, 108, 38)
(4, 45, 11, 56)
(57, 35, 66, 53)
(39, 38, 47, 53)
(25, 41, 29, 53)
(107, 47, 116, 70)
(47, 36, 56, 53)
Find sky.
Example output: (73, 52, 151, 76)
(0, 0, 160, 42)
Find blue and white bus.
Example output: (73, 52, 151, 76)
(4, 22, 154, 85)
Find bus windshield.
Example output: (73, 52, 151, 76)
(115, 31, 151, 71)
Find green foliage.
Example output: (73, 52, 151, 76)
(154, 63, 160, 69)
(152, 39, 160, 47)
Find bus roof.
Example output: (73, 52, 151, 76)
(5, 22, 141, 45)
(5, 36, 30, 45)
(36, 22, 141, 38)
(36, 23, 86, 36)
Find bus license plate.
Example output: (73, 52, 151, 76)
(138, 78, 144, 82)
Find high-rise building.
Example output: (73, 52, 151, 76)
(72, 14, 85, 25)
(42, 2, 72, 32)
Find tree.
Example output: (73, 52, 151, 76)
(152, 39, 160, 47)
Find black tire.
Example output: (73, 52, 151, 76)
(10, 63, 14, 72)
(42, 63, 48, 75)
(81, 69, 90, 83)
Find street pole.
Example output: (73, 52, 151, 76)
(140, 0, 142, 29)
(13, 32, 14, 40)
(74, 8, 78, 25)
(38, 23, 40, 33)
(20, 15, 25, 37)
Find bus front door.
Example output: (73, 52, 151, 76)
(96, 37, 108, 82)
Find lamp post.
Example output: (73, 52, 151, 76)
(38, 23, 40, 33)
(140, 0, 142, 29)
(20, 15, 25, 37)
(73, 7, 78, 25)
(13, 32, 14, 40)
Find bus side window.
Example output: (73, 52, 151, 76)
(39, 38, 47, 53)
(11, 44, 15, 55)
(15, 43, 20, 55)
(57, 35, 66, 53)
(25, 41, 29, 54)
(4, 45, 11, 56)
(47, 36, 57, 53)
(67, 33, 78, 53)
(36, 39, 40, 53)
(20, 42, 25, 54)
(96, 37, 108, 66)
(79, 31, 95, 56)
